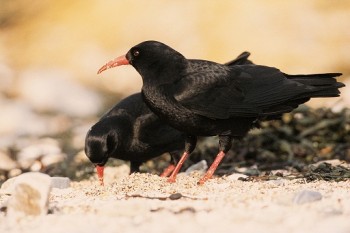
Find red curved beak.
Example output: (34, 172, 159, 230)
(97, 55, 129, 74)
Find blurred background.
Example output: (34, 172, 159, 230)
(0, 0, 349, 182)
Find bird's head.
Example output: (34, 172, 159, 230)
(97, 41, 186, 83)
(85, 119, 120, 185)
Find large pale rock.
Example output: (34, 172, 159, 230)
(0, 176, 17, 195)
(1, 175, 70, 195)
(6, 172, 52, 219)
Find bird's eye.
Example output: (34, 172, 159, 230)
(133, 50, 140, 57)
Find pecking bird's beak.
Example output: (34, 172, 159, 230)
(97, 55, 129, 74)
(95, 165, 105, 186)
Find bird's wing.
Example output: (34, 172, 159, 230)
(175, 62, 312, 119)
(135, 113, 183, 146)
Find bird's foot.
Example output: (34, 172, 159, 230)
(167, 176, 177, 183)
(197, 151, 226, 185)
(160, 164, 175, 177)
(165, 151, 191, 183)
(197, 175, 211, 185)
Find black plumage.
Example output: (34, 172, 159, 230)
(97, 41, 344, 184)
(85, 93, 185, 184)
(89, 51, 253, 185)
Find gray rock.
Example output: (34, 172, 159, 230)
(293, 190, 322, 205)
(267, 178, 286, 186)
(6, 172, 52, 219)
(185, 160, 208, 174)
(51, 177, 71, 189)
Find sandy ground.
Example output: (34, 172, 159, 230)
(0, 165, 349, 233)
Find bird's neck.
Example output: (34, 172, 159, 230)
(138, 56, 186, 86)
(141, 85, 192, 131)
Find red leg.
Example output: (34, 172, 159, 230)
(160, 164, 175, 177)
(198, 151, 225, 185)
(167, 151, 190, 183)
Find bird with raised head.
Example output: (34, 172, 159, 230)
(98, 41, 344, 184)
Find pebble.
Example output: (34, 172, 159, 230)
(185, 160, 208, 174)
(51, 177, 71, 189)
(266, 178, 286, 186)
(235, 165, 260, 176)
(226, 173, 248, 180)
(169, 193, 182, 200)
(293, 190, 323, 205)
(6, 172, 52, 219)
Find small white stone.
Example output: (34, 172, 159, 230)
(293, 190, 322, 205)
(185, 160, 208, 174)
(51, 177, 71, 189)
(6, 172, 52, 219)
(226, 173, 248, 180)
(267, 178, 286, 186)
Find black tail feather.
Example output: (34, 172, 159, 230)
(285, 72, 344, 97)
(260, 72, 344, 119)
(285, 73, 343, 87)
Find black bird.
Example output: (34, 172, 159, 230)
(97, 40, 344, 184)
(85, 93, 185, 185)
(87, 51, 253, 185)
